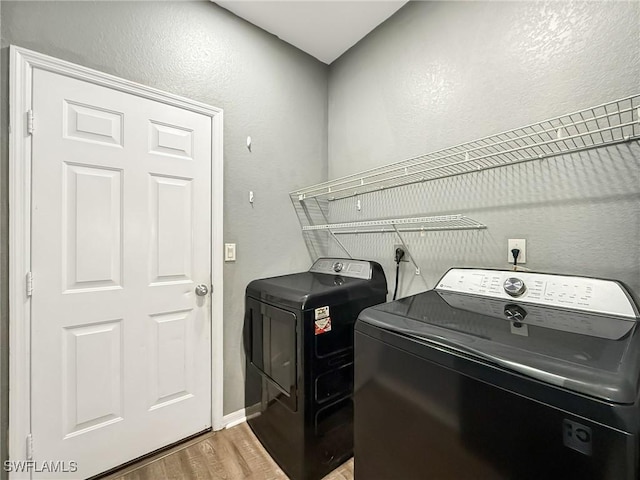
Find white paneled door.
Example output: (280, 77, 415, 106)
(30, 68, 212, 478)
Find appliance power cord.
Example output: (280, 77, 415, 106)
(393, 248, 405, 300)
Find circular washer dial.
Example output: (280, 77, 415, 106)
(333, 261, 344, 273)
(504, 277, 526, 297)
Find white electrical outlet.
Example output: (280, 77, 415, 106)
(508, 239, 526, 264)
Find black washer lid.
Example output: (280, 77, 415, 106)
(358, 288, 640, 404)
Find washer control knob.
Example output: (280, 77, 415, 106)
(504, 277, 526, 297)
(332, 261, 344, 273)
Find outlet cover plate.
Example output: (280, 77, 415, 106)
(508, 239, 526, 264)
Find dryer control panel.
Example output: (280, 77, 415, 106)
(436, 268, 638, 319)
(310, 258, 373, 280)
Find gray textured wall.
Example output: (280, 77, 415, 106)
(329, 1, 640, 177)
(0, 1, 328, 455)
(326, 1, 640, 297)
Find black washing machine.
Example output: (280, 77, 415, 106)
(244, 258, 387, 480)
(355, 268, 640, 480)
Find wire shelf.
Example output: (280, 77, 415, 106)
(302, 215, 486, 235)
(291, 94, 640, 202)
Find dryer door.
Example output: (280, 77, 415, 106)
(246, 298, 298, 411)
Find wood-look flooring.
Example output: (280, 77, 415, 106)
(100, 422, 354, 480)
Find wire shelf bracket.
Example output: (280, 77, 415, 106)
(392, 224, 421, 275)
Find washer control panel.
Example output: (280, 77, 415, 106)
(310, 258, 372, 280)
(436, 268, 638, 319)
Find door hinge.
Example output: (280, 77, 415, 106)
(26, 272, 33, 297)
(27, 110, 34, 135)
(26, 433, 33, 460)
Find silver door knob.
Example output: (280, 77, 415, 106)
(195, 284, 209, 296)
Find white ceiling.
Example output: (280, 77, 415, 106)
(214, 1, 408, 64)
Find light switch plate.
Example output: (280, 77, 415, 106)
(225, 243, 236, 262)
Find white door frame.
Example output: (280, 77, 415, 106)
(8, 45, 225, 470)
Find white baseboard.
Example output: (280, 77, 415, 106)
(221, 403, 261, 430)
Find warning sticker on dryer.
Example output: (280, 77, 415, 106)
(315, 317, 332, 335)
(315, 306, 330, 320)
(315, 306, 331, 335)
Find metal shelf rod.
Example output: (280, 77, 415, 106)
(302, 215, 470, 231)
(291, 94, 639, 201)
(294, 97, 638, 195)
(298, 122, 638, 201)
(307, 137, 636, 202)
(296, 113, 636, 197)
(302, 215, 486, 236)
(331, 225, 486, 234)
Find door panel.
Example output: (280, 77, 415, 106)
(63, 320, 123, 438)
(149, 174, 193, 283)
(64, 100, 124, 147)
(148, 309, 196, 409)
(63, 163, 123, 291)
(149, 121, 194, 159)
(30, 68, 213, 478)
